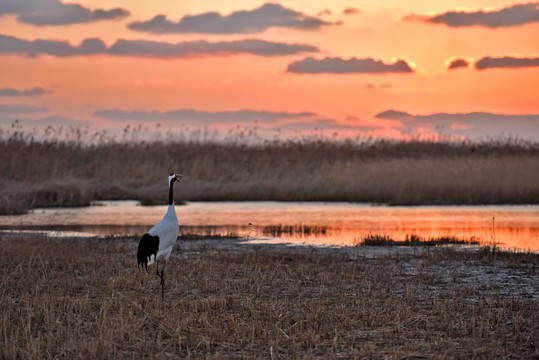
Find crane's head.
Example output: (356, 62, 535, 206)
(168, 172, 183, 185)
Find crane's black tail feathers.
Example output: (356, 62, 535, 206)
(137, 234, 159, 272)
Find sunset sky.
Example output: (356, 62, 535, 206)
(1, 0, 538, 140)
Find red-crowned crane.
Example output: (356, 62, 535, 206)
(137, 172, 182, 298)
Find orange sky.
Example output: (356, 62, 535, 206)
(0, 0, 538, 140)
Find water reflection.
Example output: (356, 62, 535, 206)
(0, 201, 537, 251)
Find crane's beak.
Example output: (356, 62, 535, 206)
(175, 174, 183, 183)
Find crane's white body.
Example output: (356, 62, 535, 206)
(147, 204, 179, 265)
(137, 173, 182, 298)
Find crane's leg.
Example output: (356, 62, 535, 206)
(160, 259, 167, 278)
(159, 260, 166, 299)
(154, 259, 166, 299)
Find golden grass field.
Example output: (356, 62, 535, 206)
(1, 235, 537, 359)
(1, 128, 538, 214)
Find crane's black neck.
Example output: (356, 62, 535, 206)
(168, 180, 175, 205)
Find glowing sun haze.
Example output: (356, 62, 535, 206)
(1, 0, 538, 140)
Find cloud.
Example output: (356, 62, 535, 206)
(286, 57, 414, 74)
(128, 3, 334, 34)
(343, 6, 361, 15)
(405, 3, 539, 28)
(0, 0, 129, 26)
(0, 34, 107, 56)
(444, 55, 539, 70)
(109, 39, 319, 57)
(375, 110, 539, 139)
(0, 87, 50, 96)
(277, 118, 375, 132)
(0, 104, 48, 115)
(0, 0, 60, 16)
(94, 108, 315, 125)
(475, 56, 539, 69)
(0, 115, 89, 127)
(375, 110, 412, 119)
(317, 9, 332, 17)
(0, 34, 318, 58)
(447, 58, 470, 69)
(33, 115, 89, 126)
(94, 107, 379, 135)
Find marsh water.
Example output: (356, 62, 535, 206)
(1, 201, 537, 252)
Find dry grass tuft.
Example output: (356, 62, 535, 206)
(355, 233, 481, 247)
(1, 235, 537, 358)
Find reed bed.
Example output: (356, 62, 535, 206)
(262, 225, 333, 237)
(355, 233, 481, 247)
(1, 126, 538, 214)
(178, 226, 241, 241)
(0, 235, 537, 358)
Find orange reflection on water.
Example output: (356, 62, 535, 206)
(1, 201, 537, 252)
(260, 225, 538, 252)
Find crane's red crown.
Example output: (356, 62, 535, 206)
(169, 172, 174, 176)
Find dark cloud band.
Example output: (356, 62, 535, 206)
(406, 3, 539, 28)
(375, 110, 412, 119)
(286, 57, 413, 74)
(94, 108, 315, 124)
(375, 110, 539, 139)
(475, 56, 539, 69)
(0, 104, 48, 115)
(0, 34, 318, 58)
(0, 0, 129, 26)
(128, 3, 334, 34)
(447, 58, 470, 69)
(277, 119, 375, 132)
(0, 87, 49, 97)
(446, 56, 539, 70)
(109, 39, 319, 57)
(94, 108, 376, 135)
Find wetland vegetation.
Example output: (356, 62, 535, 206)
(355, 233, 481, 247)
(1, 124, 538, 214)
